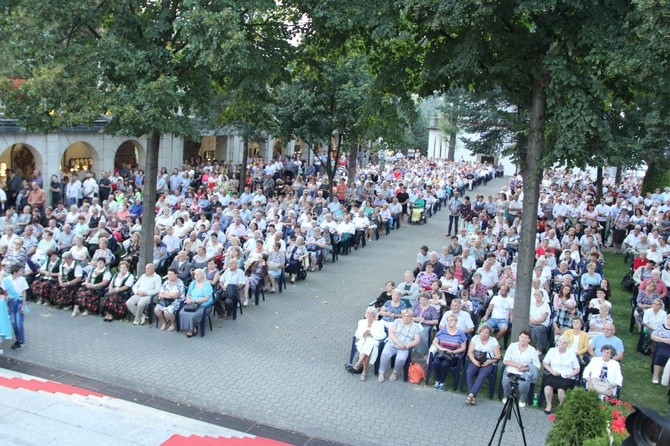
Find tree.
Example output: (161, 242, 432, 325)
(275, 41, 374, 194)
(297, 0, 635, 337)
(0, 0, 297, 270)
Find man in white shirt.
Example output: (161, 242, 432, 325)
(439, 299, 474, 335)
(82, 172, 98, 204)
(475, 258, 499, 291)
(219, 258, 246, 319)
(482, 285, 514, 340)
(126, 263, 163, 325)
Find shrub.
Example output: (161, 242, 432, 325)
(546, 388, 610, 446)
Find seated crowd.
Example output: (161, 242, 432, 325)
(348, 168, 668, 413)
(0, 154, 497, 343)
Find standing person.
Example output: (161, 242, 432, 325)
(0, 273, 14, 353)
(5, 169, 22, 209)
(26, 182, 46, 216)
(98, 171, 112, 203)
(396, 185, 410, 223)
(49, 175, 62, 206)
(1, 265, 28, 350)
(447, 191, 463, 236)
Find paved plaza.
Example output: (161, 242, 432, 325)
(0, 177, 551, 445)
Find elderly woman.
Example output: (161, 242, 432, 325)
(31, 250, 61, 305)
(651, 313, 670, 384)
(69, 235, 89, 266)
(412, 292, 440, 355)
(4, 238, 27, 273)
(191, 245, 209, 270)
(122, 232, 140, 275)
(501, 330, 541, 407)
(397, 271, 420, 306)
(636, 281, 660, 325)
(72, 258, 111, 317)
(565, 316, 590, 362)
(583, 345, 623, 397)
(379, 290, 407, 328)
(266, 242, 285, 292)
(542, 335, 581, 414)
(32, 229, 57, 267)
(378, 309, 422, 382)
(346, 307, 387, 381)
(154, 267, 186, 331)
(465, 324, 501, 405)
(52, 252, 84, 308)
(643, 299, 667, 333)
(179, 268, 213, 337)
(431, 314, 468, 391)
(102, 260, 135, 321)
(469, 272, 489, 315)
(286, 236, 308, 283)
(529, 289, 552, 353)
(589, 306, 614, 336)
(416, 263, 438, 291)
(244, 256, 268, 306)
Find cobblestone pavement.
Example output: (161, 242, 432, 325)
(1, 177, 551, 446)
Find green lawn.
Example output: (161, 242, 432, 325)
(604, 251, 669, 414)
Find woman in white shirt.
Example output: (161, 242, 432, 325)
(501, 331, 541, 407)
(529, 289, 552, 353)
(583, 345, 623, 397)
(542, 336, 581, 414)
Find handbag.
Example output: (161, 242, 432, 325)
(408, 362, 425, 384)
(436, 350, 456, 362)
(182, 303, 200, 312)
(157, 299, 171, 307)
(473, 350, 488, 365)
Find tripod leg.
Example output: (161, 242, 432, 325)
(510, 400, 528, 446)
(488, 398, 514, 446)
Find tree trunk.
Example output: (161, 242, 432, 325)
(138, 130, 160, 273)
(512, 77, 546, 341)
(642, 159, 670, 194)
(447, 116, 457, 161)
(595, 165, 603, 200)
(347, 141, 356, 188)
(239, 133, 249, 193)
(615, 166, 622, 185)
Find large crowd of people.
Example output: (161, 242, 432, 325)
(0, 152, 497, 350)
(0, 153, 666, 414)
(348, 167, 669, 413)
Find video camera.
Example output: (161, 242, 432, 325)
(622, 406, 670, 446)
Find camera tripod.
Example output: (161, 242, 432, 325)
(488, 381, 527, 446)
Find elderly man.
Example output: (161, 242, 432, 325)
(439, 299, 474, 335)
(421, 251, 446, 278)
(170, 250, 193, 285)
(588, 323, 624, 362)
(218, 258, 246, 320)
(27, 182, 46, 214)
(126, 263, 163, 325)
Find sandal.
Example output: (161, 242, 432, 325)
(378, 373, 385, 382)
(465, 395, 473, 405)
(470, 396, 477, 406)
(186, 331, 193, 337)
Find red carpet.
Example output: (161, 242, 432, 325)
(0, 376, 107, 397)
(161, 434, 292, 446)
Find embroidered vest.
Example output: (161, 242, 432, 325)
(61, 263, 76, 282)
(88, 268, 107, 285)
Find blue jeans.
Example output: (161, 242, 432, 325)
(466, 361, 495, 397)
(8, 299, 25, 344)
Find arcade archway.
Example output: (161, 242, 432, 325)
(0, 143, 41, 186)
(62, 141, 100, 177)
(114, 140, 144, 176)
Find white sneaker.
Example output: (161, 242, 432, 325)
(0, 349, 3, 355)
(140, 315, 146, 325)
(502, 398, 507, 404)
(653, 379, 660, 384)
(519, 401, 526, 408)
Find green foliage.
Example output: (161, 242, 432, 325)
(642, 160, 670, 195)
(546, 388, 610, 446)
